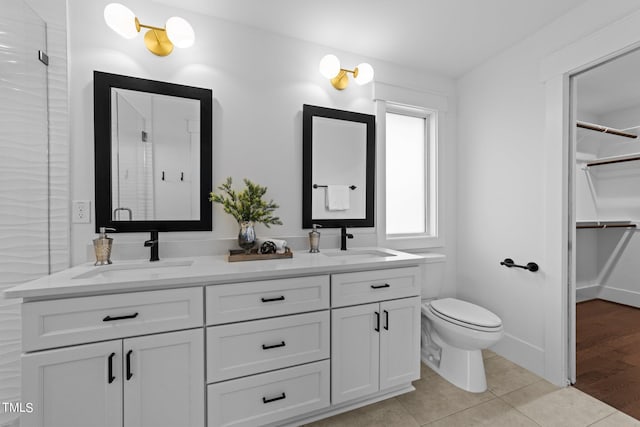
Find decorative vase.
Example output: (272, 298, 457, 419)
(238, 221, 256, 253)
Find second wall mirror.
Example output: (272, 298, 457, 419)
(302, 104, 375, 228)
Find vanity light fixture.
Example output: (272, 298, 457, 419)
(318, 54, 374, 90)
(104, 3, 195, 56)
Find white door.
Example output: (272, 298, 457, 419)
(21, 341, 123, 427)
(123, 329, 204, 427)
(331, 303, 380, 404)
(379, 296, 421, 390)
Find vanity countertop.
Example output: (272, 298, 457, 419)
(4, 248, 445, 300)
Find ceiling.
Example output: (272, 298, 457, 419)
(153, 0, 586, 77)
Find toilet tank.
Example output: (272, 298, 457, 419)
(414, 253, 449, 299)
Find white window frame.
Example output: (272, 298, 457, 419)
(376, 97, 444, 250)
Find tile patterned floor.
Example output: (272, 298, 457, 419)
(305, 351, 640, 427)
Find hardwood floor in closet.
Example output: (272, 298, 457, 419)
(575, 299, 640, 420)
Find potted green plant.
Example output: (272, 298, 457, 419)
(209, 177, 282, 252)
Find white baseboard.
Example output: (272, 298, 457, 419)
(576, 283, 640, 308)
(576, 284, 600, 302)
(597, 286, 640, 308)
(490, 332, 545, 379)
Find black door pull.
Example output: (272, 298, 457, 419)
(262, 393, 286, 404)
(103, 312, 139, 322)
(371, 283, 390, 289)
(262, 341, 286, 350)
(384, 310, 389, 330)
(374, 311, 380, 332)
(126, 349, 133, 380)
(107, 352, 116, 384)
(261, 296, 285, 303)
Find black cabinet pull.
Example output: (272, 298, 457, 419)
(384, 310, 389, 330)
(262, 341, 286, 350)
(262, 393, 286, 404)
(374, 311, 380, 332)
(261, 296, 285, 303)
(126, 350, 133, 380)
(370, 283, 390, 289)
(107, 352, 116, 384)
(103, 312, 139, 322)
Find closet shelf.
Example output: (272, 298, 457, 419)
(577, 121, 638, 139)
(585, 153, 640, 167)
(576, 221, 637, 229)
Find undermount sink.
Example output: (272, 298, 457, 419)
(72, 259, 194, 280)
(322, 249, 397, 259)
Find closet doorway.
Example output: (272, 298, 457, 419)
(570, 47, 640, 419)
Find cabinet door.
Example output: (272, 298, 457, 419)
(123, 329, 204, 427)
(379, 296, 421, 390)
(21, 341, 123, 427)
(331, 303, 380, 404)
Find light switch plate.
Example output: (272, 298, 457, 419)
(72, 200, 91, 224)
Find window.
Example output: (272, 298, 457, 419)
(380, 102, 440, 248)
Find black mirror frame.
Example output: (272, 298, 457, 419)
(302, 104, 375, 229)
(93, 71, 213, 233)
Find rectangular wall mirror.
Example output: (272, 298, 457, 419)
(302, 104, 375, 228)
(94, 71, 212, 232)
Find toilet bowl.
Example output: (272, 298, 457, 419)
(421, 298, 503, 393)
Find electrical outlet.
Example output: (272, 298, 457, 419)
(72, 200, 91, 224)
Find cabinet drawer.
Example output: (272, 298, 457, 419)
(331, 267, 420, 307)
(206, 275, 329, 325)
(207, 360, 329, 427)
(22, 287, 203, 352)
(207, 311, 329, 383)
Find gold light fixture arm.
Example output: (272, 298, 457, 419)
(330, 67, 360, 90)
(134, 17, 173, 56)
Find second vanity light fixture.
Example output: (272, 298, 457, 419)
(104, 3, 195, 56)
(319, 54, 374, 90)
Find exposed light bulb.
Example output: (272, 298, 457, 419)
(319, 54, 341, 79)
(354, 63, 374, 85)
(166, 17, 195, 48)
(104, 3, 138, 39)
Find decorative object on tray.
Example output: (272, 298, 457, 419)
(227, 246, 293, 262)
(210, 177, 282, 253)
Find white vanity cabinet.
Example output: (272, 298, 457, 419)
(205, 275, 331, 427)
(6, 249, 430, 427)
(20, 288, 205, 427)
(330, 268, 421, 405)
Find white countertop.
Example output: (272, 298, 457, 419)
(4, 248, 445, 300)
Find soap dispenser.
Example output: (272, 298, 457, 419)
(309, 224, 321, 253)
(93, 227, 115, 266)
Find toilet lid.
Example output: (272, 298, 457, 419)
(430, 298, 502, 328)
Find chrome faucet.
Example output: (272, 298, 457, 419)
(144, 230, 159, 262)
(340, 226, 353, 251)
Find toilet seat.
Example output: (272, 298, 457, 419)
(427, 298, 502, 332)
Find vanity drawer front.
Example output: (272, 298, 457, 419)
(331, 267, 420, 307)
(207, 360, 330, 427)
(206, 275, 329, 325)
(207, 311, 329, 383)
(22, 287, 203, 352)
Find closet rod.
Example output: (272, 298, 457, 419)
(576, 121, 637, 139)
(576, 223, 637, 229)
(586, 155, 640, 167)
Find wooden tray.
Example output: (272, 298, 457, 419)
(227, 247, 293, 262)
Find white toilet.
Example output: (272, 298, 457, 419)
(421, 298, 503, 393)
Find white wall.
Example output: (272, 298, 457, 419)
(67, 0, 456, 293)
(457, 0, 640, 381)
